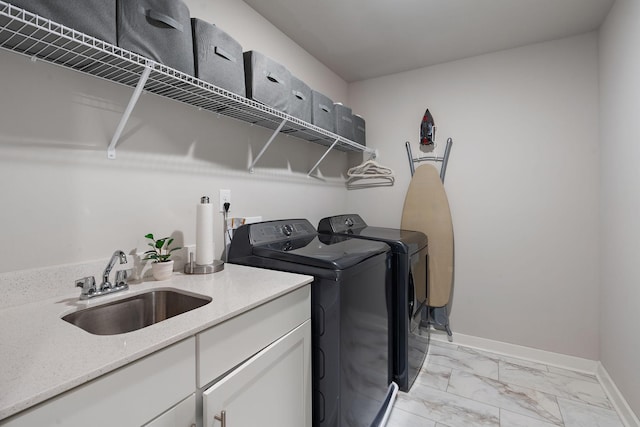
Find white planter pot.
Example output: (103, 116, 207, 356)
(151, 260, 174, 281)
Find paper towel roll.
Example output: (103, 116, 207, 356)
(196, 196, 214, 265)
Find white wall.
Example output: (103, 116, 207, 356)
(348, 34, 601, 359)
(598, 0, 640, 416)
(0, 0, 350, 273)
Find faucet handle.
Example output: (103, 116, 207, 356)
(75, 276, 96, 299)
(115, 269, 128, 287)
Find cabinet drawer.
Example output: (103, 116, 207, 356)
(3, 338, 195, 427)
(197, 285, 310, 387)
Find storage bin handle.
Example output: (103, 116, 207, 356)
(319, 103, 331, 113)
(266, 72, 283, 84)
(214, 46, 236, 63)
(292, 90, 306, 101)
(142, 8, 184, 33)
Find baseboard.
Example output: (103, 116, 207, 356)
(597, 363, 640, 427)
(430, 331, 598, 374)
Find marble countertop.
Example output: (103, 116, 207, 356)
(0, 263, 313, 421)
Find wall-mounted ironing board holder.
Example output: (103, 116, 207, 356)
(405, 137, 453, 182)
(405, 137, 454, 339)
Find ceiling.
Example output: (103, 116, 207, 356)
(242, 0, 615, 82)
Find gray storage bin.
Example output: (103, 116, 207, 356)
(192, 18, 245, 97)
(243, 51, 291, 112)
(333, 103, 354, 141)
(9, 0, 117, 44)
(311, 91, 335, 133)
(353, 114, 366, 146)
(117, 0, 194, 76)
(288, 76, 312, 123)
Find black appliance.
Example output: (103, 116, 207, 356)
(228, 219, 396, 427)
(318, 214, 429, 392)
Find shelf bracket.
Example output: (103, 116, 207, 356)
(248, 119, 288, 173)
(307, 138, 339, 177)
(107, 65, 152, 159)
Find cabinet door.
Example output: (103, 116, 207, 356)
(203, 320, 311, 427)
(143, 393, 196, 427)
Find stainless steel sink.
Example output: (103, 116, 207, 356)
(62, 289, 212, 335)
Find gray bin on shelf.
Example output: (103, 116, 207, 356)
(288, 76, 312, 123)
(9, 0, 117, 45)
(243, 51, 291, 113)
(353, 114, 366, 146)
(192, 18, 245, 97)
(311, 91, 335, 133)
(334, 103, 354, 141)
(117, 0, 194, 76)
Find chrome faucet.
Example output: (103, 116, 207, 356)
(75, 250, 130, 300)
(101, 250, 128, 291)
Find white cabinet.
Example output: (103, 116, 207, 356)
(198, 285, 312, 427)
(1, 285, 311, 427)
(203, 320, 311, 427)
(2, 338, 195, 427)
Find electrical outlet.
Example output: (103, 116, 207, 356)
(219, 189, 231, 212)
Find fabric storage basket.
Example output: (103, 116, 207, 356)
(333, 103, 355, 141)
(288, 75, 312, 123)
(243, 51, 291, 113)
(311, 91, 335, 133)
(353, 114, 366, 146)
(117, 0, 194, 76)
(192, 18, 245, 97)
(9, 0, 117, 44)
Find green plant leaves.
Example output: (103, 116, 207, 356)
(144, 233, 182, 262)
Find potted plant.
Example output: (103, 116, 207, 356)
(143, 233, 182, 281)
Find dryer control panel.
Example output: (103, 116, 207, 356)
(319, 214, 367, 233)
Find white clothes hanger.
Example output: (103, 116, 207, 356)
(347, 159, 395, 179)
(347, 157, 395, 188)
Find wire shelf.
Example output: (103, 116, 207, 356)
(0, 1, 372, 155)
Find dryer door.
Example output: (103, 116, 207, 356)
(406, 245, 430, 390)
(409, 245, 428, 312)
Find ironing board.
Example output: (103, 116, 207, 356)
(401, 163, 454, 312)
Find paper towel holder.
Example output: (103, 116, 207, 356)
(185, 195, 225, 274)
(184, 252, 225, 274)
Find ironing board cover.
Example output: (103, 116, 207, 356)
(401, 164, 453, 307)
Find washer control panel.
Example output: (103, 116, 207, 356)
(249, 219, 316, 244)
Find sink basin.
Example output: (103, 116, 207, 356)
(62, 289, 212, 335)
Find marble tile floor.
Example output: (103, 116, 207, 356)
(387, 339, 625, 427)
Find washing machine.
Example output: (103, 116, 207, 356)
(228, 219, 397, 427)
(318, 214, 429, 392)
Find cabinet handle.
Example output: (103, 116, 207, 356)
(214, 410, 226, 427)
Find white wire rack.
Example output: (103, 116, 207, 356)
(0, 1, 374, 167)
